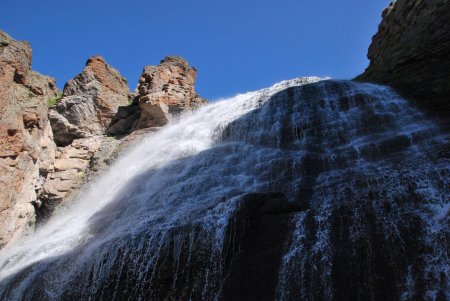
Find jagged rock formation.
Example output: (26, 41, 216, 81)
(43, 55, 207, 215)
(0, 31, 208, 249)
(108, 56, 207, 135)
(35, 57, 132, 217)
(136, 56, 206, 127)
(356, 0, 450, 120)
(49, 56, 131, 146)
(0, 31, 59, 248)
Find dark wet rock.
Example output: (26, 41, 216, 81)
(1, 80, 447, 300)
(356, 0, 450, 122)
(218, 193, 303, 301)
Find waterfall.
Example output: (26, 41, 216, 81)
(0, 78, 448, 300)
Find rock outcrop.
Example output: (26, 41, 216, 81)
(49, 56, 131, 146)
(0, 29, 208, 249)
(356, 0, 450, 121)
(108, 56, 206, 134)
(0, 31, 59, 248)
(43, 55, 206, 218)
(38, 137, 102, 218)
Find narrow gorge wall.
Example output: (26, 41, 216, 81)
(356, 0, 450, 121)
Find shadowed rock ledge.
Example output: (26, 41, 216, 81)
(356, 0, 450, 123)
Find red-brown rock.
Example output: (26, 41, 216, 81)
(108, 56, 206, 134)
(0, 31, 59, 248)
(49, 56, 131, 145)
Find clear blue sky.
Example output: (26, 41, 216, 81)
(1, 0, 390, 100)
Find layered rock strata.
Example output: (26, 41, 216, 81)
(36, 137, 102, 220)
(357, 0, 450, 121)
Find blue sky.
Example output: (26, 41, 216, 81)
(1, 0, 390, 100)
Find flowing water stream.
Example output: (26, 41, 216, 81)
(0, 78, 448, 300)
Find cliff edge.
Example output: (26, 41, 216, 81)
(356, 0, 450, 121)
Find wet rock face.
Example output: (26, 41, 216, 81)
(0, 191, 300, 301)
(109, 56, 207, 133)
(0, 31, 59, 248)
(218, 193, 303, 301)
(1, 80, 447, 300)
(357, 0, 450, 121)
(49, 56, 130, 145)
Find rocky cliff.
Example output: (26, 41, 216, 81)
(356, 0, 450, 121)
(0, 31, 207, 248)
(0, 1, 449, 298)
(0, 31, 59, 248)
(41, 57, 130, 211)
(49, 56, 131, 146)
(108, 56, 207, 135)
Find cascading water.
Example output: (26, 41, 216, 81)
(0, 78, 448, 300)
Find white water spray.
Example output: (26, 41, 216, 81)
(0, 77, 322, 282)
(0, 77, 448, 301)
